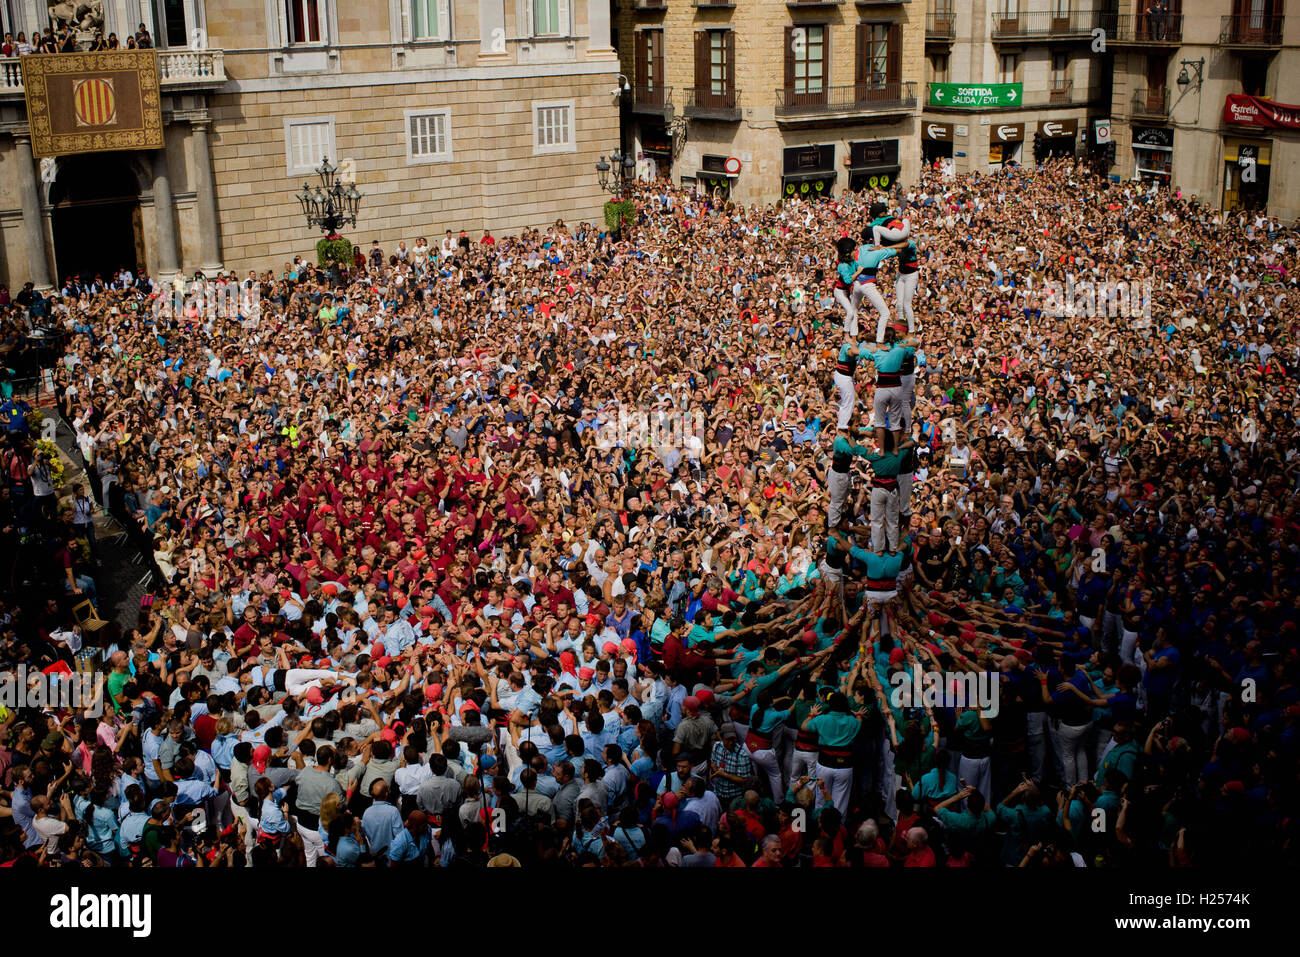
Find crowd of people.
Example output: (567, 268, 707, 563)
(0, 156, 1296, 870)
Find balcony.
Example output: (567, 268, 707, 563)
(690, 0, 735, 7)
(775, 80, 917, 121)
(1220, 14, 1284, 47)
(631, 84, 674, 118)
(926, 12, 956, 43)
(1048, 79, 1073, 105)
(684, 87, 742, 121)
(1105, 12, 1183, 45)
(630, 0, 667, 10)
(0, 49, 226, 99)
(1130, 87, 1170, 119)
(990, 10, 1105, 41)
(786, 0, 846, 7)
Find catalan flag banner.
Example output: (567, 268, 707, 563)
(21, 50, 163, 158)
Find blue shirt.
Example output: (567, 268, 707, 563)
(362, 800, 404, 855)
(388, 827, 431, 863)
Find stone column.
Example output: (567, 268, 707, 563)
(151, 149, 180, 274)
(190, 119, 223, 271)
(13, 133, 52, 290)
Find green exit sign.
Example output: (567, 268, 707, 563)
(929, 82, 1023, 108)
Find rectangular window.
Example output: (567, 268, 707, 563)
(930, 52, 949, 83)
(792, 25, 825, 95)
(1051, 52, 1068, 90)
(406, 109, 452, 163)
(999, 53, 1017, 83)
(709, 31, 727, 94)
(286, 0, 322, 44)
(284, 117, 335, 176)
(412, 0, 449, 40)
(534, 0, 568, 36)
(533, 100, 575, 154)
(865, 23, 888, 87)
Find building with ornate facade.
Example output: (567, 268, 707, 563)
(0, 0, 620, 288)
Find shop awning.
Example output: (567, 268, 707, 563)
(782, 169, 836, 184)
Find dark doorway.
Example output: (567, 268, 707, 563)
(50, 154, 143, 286)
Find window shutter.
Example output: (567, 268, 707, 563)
(438, 0, 451, 39)
(783, 26, 794, 93)
(887, 22, 901, 87)
(694, 31, 707, 92)
(725, 30, 735, 95)
(557, 0, 570, 36)
(522, 0, 533, 38)
(652, 30, 664, 88)
(634, 29, 647, 85)
(400, 0, 412, 42)
(854, 22, 866, 95)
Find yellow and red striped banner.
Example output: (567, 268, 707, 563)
(22, 50, 162, 157)
(72, 77, 117, 127)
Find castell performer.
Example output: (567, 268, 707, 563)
(853, 229, 900, 345)
(896, 239, 921, 334)
(833, 235, 861, 335)
(829, 428, 873, 529)
(799, 691, 863, 815)
(861, 326, 917, 446)
(868, 201, 911, 248)
(832, 340, 862, 430)
(843, 531, 911, 605)
(861, 432, 915, 554)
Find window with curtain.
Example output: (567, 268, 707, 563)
(865, 23, 888, 87)
(286, 0, 321, 43)
(999, 53, 1017, 83)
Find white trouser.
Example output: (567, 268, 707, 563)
(818, 559, 846, 610)
(1057, 720, 1092, 788)
(870, 485, 900, 553)
(873, 221, 910, 247)
(749, 747, 784, 801)
(284, 669, 339, 696)
(872, 385, 905, 432)
(898, 471, 914, 520)
(297, 820, 325, 867)
(957, 754, 992, 805)
(789, 748, 819, 784)
(828, 468, 851, 529)
(833, 372, 856, 429)
(833, 286, 857, 336)
(816, 763, 854, 816)
(896, 269, 919, 331)
(901, 372, 916, 411)
(880, 733, 898, 819)
(853, 280, 890, 342)
(1120, 629, 1140, 667)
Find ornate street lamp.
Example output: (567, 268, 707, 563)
(296, 156, 362, 237)
(595, 148, 637, 195)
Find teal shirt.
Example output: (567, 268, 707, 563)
(806, 711, 861, 748)
(750, 706, 793, 735)
(862, 449, 906, 478)
(1095, 740, 1140, 787)
(936, 806, 996, 840)
(861, 344, 915, 374)
(832, 435, 872, 459)
(912, 767, 961, 804)
(854, 246, 899, 271)
(848, 548, 906, 579)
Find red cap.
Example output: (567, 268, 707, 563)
(306, 687, 324, 705)
(424, 683, 443, 700)
(578, 666, 595, 680)
(888, 648, 905, 665)
(695, 689, 714, 706)
(252, 744, 271, 774)
(683, 695, 700, 713)
(601, 641, 619, 655)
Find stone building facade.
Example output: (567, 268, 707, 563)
(612, 0, 925, 205)
(0, 0, 620, 288)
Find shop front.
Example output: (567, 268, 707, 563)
(1037, 118, 1078, 160)
(922, 121, 954, 167)
(1223, 137, 1271, 211)
(639, 121, 673, 180)
(847, 140, 901, 193)
(782, 144, 837, 200)
(695, 154, 739, 200)
(989, 122, 1023, 168)
(1131, 126, 1173, 185)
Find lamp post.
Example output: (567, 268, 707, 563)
(595, 148, 637, 196)
(296, 156, 362, 238)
